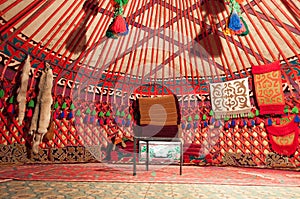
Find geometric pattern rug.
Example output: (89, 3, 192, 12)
(1, 181, 300, 199)
(1, 163, 300, 187)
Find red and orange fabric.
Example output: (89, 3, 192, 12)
(252, 61, 285, 115)
(266, 119, 299, 156)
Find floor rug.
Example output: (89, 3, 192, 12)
(0, 163, 299, 187)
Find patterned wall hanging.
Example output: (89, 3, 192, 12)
(252, 61, 285, 115)
(209, 77, 251, 118)
(266, 118, 299, 156)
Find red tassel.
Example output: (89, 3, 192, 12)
(99, 118, 104, 125)
(109, 15, 127, 34)
(224, 122, 230, 129)
(7, 104, 14, 114)
(205, 154, 213, 163)
(26, 108, 33, 117)
(53, 110, 58, 120)
(276, 118, 281, 125)
(110, 0, 117, 6)
(255, 117, 262, 125)
(247, 120, 252, 127)
(239, 119, 245, 128)
(0, 100, 3, 109)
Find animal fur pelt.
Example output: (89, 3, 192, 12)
(38, 65, 53, 134)
(29, 69, 46, 136)
(17, 56, 31, 125)
(30, 62, 53, 154)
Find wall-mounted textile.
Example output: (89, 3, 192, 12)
(209, 77, 251, 118)
(252, 61, 285, 115)
(137, 95, 179, 126)
(266, 119, 299, 156)
(133, 95, 180, 138)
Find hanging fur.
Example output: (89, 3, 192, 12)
(29, 69, 46, 136)
(30, 69, 46, 153)
(38, 65, 53, 134)
(17, 56, 31, 125)
(30, 62, 53, 154)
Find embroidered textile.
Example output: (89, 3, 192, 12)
(137, 95, 179, 126)
(209, 77, 251, 118)
(252, 61, 285, 115)
(133, 95, 180, 138)
(266, 119, 299, 156)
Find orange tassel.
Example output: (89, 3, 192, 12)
(43, 121, 55, 142)
(236, 0, 245, 4)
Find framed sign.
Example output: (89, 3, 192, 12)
(139, 141, 180, 163)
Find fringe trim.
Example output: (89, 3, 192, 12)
(214, 109, 252, 118)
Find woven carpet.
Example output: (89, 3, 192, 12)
(0, 163, 299, 187)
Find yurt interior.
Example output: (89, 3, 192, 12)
(0, 0, 300, 198)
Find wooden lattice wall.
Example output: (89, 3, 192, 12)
(1, 49, 300, 167)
